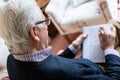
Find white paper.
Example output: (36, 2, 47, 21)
(82, 23, 112, 63)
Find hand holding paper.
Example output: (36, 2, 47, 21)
(72, 34, 88, 50)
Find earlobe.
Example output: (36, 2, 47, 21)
(29, 26, 40, 42)
(35, 36, 40, 41)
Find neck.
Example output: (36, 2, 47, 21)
(31, 43, 49, 53)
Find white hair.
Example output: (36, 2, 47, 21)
(0, 0, 43, 54)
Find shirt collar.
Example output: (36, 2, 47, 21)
(13, 46, 52, 62)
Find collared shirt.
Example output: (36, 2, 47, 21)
(13, 45, 120, 62)
(13, 46, 52, 62)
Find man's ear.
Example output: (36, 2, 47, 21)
(29, 26, 40, 42)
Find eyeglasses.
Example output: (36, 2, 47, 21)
(35, 17, 51, 26)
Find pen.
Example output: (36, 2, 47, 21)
(100, 30, 105, 34)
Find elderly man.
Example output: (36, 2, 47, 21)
(0, 0, 120, 80)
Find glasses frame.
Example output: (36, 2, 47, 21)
(35, 17, 51, 26)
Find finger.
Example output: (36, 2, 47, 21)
(81, 33, 88, 41)
(76, 33, 88, 41)
(98, 28, 104, 42)
(99, 29, 104, 35)
(111, 26, 116, 34)
(102, 26, 109, 35)
(98, 32, 102, 42)
(99, 26, 104, 31)
(99, 26, 108, 35)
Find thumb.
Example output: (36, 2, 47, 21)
(81, 33, 88, 41)
(111, 26, 116, 34)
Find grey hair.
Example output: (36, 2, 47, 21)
(0, 0, 43, 54)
